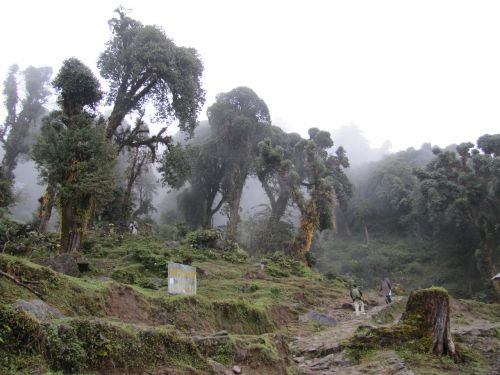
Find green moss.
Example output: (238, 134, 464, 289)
(372, 299, 406, 324)
(459, 299, 500, 323)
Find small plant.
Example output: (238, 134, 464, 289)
(269, 287, 284, 299)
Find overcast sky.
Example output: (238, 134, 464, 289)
(1, 0, 500, 151)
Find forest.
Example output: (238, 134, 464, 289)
(0, 7, 499, 375)
(0, 8, 499, 299)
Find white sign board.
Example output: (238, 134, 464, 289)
(168, 262, 197, 295)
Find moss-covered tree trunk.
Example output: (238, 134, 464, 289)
(60, 196, 93, 253)
(401, 288, 457, 357)
(290, 199, 319, 259)
(38, 180, 56, 233)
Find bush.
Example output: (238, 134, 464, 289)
(186, 229, 222, 248)
(263, 252, 308, 278)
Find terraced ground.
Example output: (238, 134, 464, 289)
(0, 232, 498, 374)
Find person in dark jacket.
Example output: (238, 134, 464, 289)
(380, 277, 392, 304)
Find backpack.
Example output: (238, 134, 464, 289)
(351, 287, 361, 300)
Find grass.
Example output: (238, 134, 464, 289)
(1, 230, 497, 375)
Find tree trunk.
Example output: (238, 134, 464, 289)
(269, 189, 289, 226)
(348, 288, 458, 359)
(290, 200, 319, 259)
(478, 219, 495, 279)
(227, 170, 246, 241)
(363, 219, 370, 244)
(60, 196, 93, 253)
(38, 181, 56, 233)
(401, 288, 457, 357)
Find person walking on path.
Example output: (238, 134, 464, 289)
(350, 284, 365, 316)
(380, 277, 392, 304)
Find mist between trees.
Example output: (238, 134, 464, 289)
(1, 8, 498, 299)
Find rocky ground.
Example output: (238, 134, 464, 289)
(288, 294, 499, 375)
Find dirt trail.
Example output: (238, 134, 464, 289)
(288, 295, 499, 375)
(289, 296, 414, 375)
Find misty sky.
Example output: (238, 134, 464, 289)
(1, 0, 500, 151)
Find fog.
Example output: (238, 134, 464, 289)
(3, 1, 500, 230)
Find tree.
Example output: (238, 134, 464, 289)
(416, 138, 500, 283)
(288, 129, 351, 258)
(255, 127, 299, 226)
(98, 8, 205, 145)
(207, 87, 271, 239)
(257, 127, 352, 259)
(33, 58, 114, 253)
(37, 9, 206, 230)
(160, 137, 229, 229)
(1, 64, 52, 207)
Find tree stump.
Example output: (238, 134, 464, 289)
(401, 287, 456, 357)
(348, 287, 458, 359)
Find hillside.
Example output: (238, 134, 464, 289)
(0, 230, 498, 375)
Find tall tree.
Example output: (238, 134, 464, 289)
(257, 128, 352, 259)
(33, 58, 114, 253)
(207, 87, 271, 240)
(98, 7, 205, 146)
(1, 64, 52, 207)
(255, 127, 299, 226)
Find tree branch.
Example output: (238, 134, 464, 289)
(0, 270, 44, 299)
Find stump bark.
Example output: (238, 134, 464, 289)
(348, 287, 458, 359)
(401, 287, 456, 357)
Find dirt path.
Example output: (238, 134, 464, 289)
(288, 295, 499, 375)
(289, 296, 414, 375)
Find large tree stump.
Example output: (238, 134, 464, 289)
(401, 287, 456, 357)
(348, 287, 458, 359)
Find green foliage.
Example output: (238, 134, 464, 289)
(0, 167, 13, 207)
(263, 252, 308, 278)
(0, 305, 43, 354)
(52, 58, 102, 114)
(239, 205, 295, 255)
(186, 228, 222, 248)
(100, 8, 205, 137)
(33, 59, 115, 253)
(207, 87, 272, 239)
(416, 138, 500, 282)
(257, 125, 352, 257)
(33, 112, 115, 204)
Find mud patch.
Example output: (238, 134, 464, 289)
(105, 284, 151, 323)
(271, 305, 297, 326)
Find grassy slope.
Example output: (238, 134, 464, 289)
(0, 232, 346, 374)
(1, 232, 498, 374)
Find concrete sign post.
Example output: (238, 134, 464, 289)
(168, 262, 197, 295)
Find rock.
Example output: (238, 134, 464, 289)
(299, 310, 337, 326)
(164, 240, 181, 248)
(43, 253, 80, 276)
(207, 359, 229, 375)
(96, 276, 112, 282)
(148, 277, 166, 290)
(14, 299, 64, 322)
(293, 356, 305, 363)
(232, 365, 241, 374)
